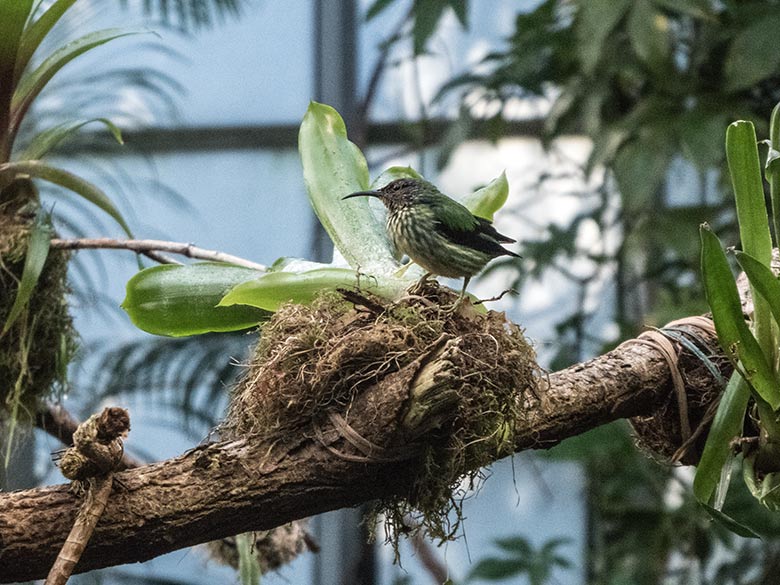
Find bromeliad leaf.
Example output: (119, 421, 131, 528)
(0, 160, 133, 237)
(122, 263, 269, 337)
(699, 224, 779, 408)
(461, 170, 509, 221)
(299, 102, 398, 275)
(14, 0, 78, 84)
(2, 213, 51, 335)
(9, 28, 147, 141)
(219, 267, 407, 312)
(16, 118, 123, 161)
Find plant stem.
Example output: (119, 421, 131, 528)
(49, 238, 267, 271)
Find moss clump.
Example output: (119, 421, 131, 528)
(222, 282, 539, 548)
(0, 180, 77, 427)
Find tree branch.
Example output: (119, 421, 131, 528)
(0, 319, 723, 582)
(49, 238, 267, 271)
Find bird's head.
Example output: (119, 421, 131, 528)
(342, 178, 427, 211)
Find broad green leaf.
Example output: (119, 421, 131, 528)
(700, 502, 761, 539)
(219, 267, 407, 312)
(735, 251, 780, 330)
(2, 213, 51, 334)
(122, 263, 268, 337)
(15, 118, 123, 161)
(236, 533, 261, 585)
(10, 28, 146, 139)
(299, 102, 397, 275)
(726, 121, 774, 358)
(700, 225, 779, 408)
(370, 166, 423, 189)
(14, 0, 77, 83)
(724, 16, 780, 92)
(461, 170, 509, 221)
(0, 160, 133, 237)
(693, 372, 750, 503)
(613, 134, 671, 211)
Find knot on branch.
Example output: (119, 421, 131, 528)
(222, 284, 540, 545)
(58, 407, 130, 482)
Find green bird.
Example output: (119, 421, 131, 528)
(343, 178, 519, 300)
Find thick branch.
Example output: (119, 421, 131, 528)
(49, 238, 267, 271)
(0, 321, 719, 582)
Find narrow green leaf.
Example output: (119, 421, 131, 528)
(299, 102, 397, 275)
(699, 225, 779, 408)
(14, 0, 78, 83)
(694, 372, 750, 503)
(2, 214, 51, 334)
(10, 28, 147, 139)
(15, 118, 123, 161)
(768, 103, 780, 246)
(219, 267, 407, 312)
(727, 121, 774, 366)
(122, 263, 269, 337)
(735, 251, 780, 330)
(0, 160, 133, 237)
(461, 170, 509, 221)
(700, 503, 762, 539)
(727, 121, 773, 266)
(236, 533, 261, 585)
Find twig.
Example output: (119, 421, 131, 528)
(49, 238, 267, 271)
(45, 408, 130, 585)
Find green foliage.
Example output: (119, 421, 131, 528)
(467, 536, 571, 584)
(1, 213, 50, 334)
(122, 263, 268, 337)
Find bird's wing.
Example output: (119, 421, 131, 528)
(429, 199, 518, 257)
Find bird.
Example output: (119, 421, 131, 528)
(343, 178, 519, 301)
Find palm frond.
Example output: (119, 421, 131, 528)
(77, 331, 254, 438)
(119, 0, 247, 32)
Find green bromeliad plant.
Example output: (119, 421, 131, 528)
(696, 103, 780, 531)
(0, 0, 143, 450)
(121, 101, 511, 336)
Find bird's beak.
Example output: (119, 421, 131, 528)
(342, 190, 382, 200)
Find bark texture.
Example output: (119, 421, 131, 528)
(0, 320, 723, 582)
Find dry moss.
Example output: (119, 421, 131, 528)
(222, 282, 539, 548)
(0, 180, 77, 427)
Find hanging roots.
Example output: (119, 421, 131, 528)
(0, 180, 77, 428)
(221, 282, 540, 549)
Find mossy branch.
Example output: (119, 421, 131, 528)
(0, 315, 725, 582)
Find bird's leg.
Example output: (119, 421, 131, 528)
(444, 276, 471, 313)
